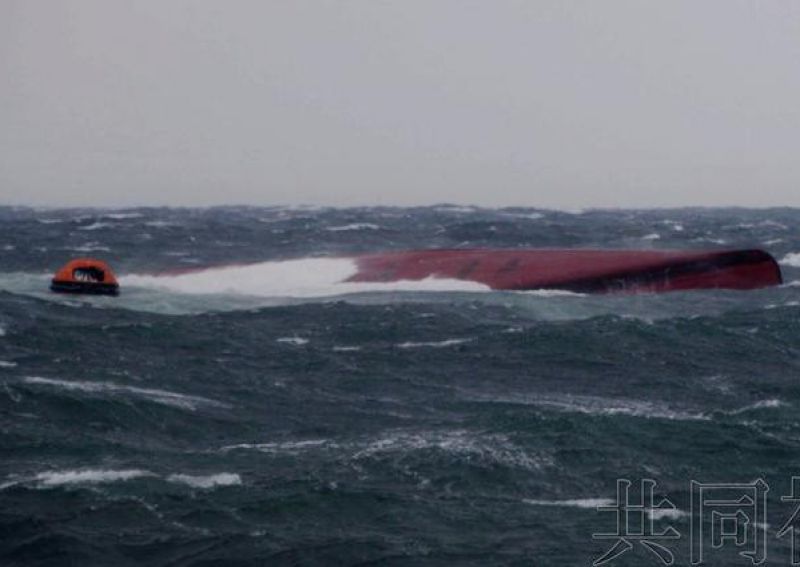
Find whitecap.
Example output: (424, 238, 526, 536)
(0, 326, 6, 337)
(22, 376, 229, 411)
(434, 205, 478, 214)
(0, 361, 18, 368)
(325, 223, 380, 232)
(692, 236, 727, 245)
(144, 220, 176, 228)
(473, 393, 709, 421)
(753, 220, 788, 230)
(648, 508, 690, 521)
(765, 299, 800, 309)
(123, 259, 490, 299)
(70, 243, 111, 253)
(277, 337, 309, 346)
(221, 430, 549, 471)
(167, 473, 241, 489)
(727, 221, 786, 231)
(641, 233, 661, 240)
(523, 497, 688, 520)
(662, 220, 685, 232)
(0, 480, 21, 490)
(36, 469, 153, 487)
(221, 439, 331, 453)
(781, 253, 800, 268)
(500, 212, 544, 220)
(124, 259, 356, 297)
(332, 346, 361, 352)
(727, 399, 786, 415)
(78, 222, 112, 231)
(523, 498, 614, 509)
(396, 338, 471, 349)
(351, 430, 549, 471)
(102, 212, 142, 220)
(519, 289, 586, 297)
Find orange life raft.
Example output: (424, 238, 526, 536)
(50, 258, 120, 296)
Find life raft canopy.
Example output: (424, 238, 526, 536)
(50, 258, 120, 296)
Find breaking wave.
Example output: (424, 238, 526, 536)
(469, 393, 710, 421)
(166, 473, 241, 489)
(325, 223, 380, 232)
(35, 469, 154, 487)
(782, 252, 800, 267)
(22, 376, 229, 411)
(221, 429, 551, 472)
(2, 469, 241, 490)
(522, 498, 688, 520)
(522, 498, 614, 509)
(396, 338, 472, 349)
(276, 336, 310, 346)
(123, 258, 489, 298)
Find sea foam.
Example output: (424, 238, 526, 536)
(472, 393, 709, 422)
(396, 338, 472, 349)
(522, 498, 688, 520)
(36, 469, 154, 487)
(277, 337, 309, 346)
(782, 253, 800, 267)
(123, 258, 489, 298)
(523, 498, 614, 509)
(325, 223, 380, 232)
(23, 376, 229, 411)
(167, 473, 241, 489)
(21, 469, 240, 490)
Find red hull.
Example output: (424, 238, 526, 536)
(348, 249, 782, 293)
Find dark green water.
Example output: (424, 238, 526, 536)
(1, 206, 799, 566)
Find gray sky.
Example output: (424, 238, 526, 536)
(2, 1, 799, 208)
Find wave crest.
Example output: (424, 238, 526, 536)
(123, 258, 489, 298)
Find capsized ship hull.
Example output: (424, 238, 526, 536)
(347, 249, 782, 293)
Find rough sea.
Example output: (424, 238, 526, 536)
(1, 205, 799, 566)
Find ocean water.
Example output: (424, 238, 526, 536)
(0, 205, 799, 566)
